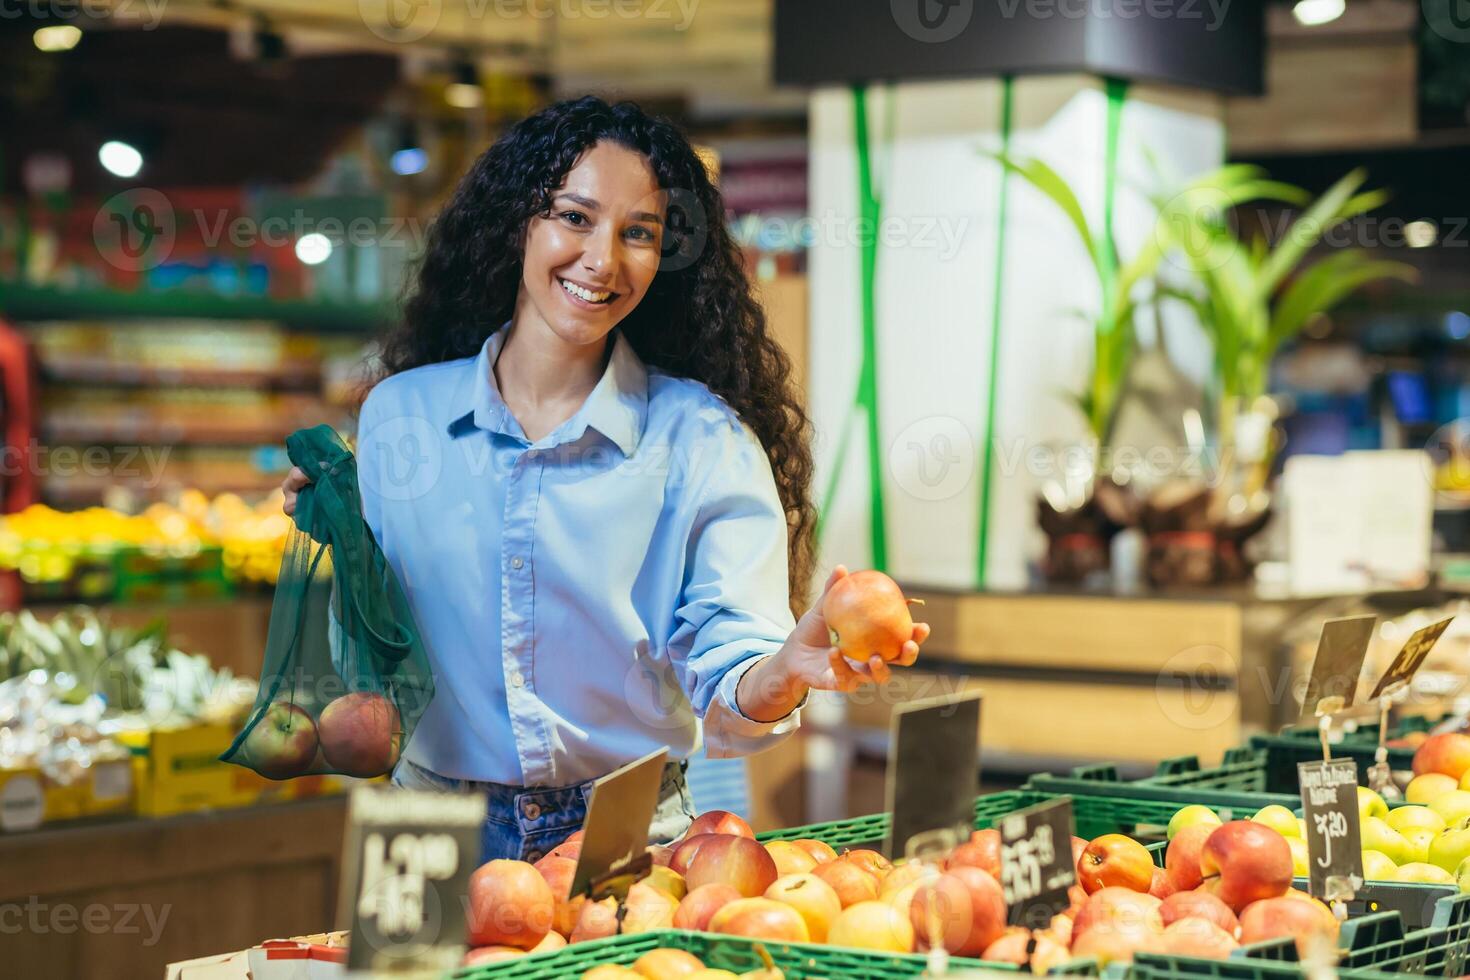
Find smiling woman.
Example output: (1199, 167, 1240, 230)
(281, 96, 928, 862)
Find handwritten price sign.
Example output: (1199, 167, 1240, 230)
(999, 798, 1075, 927)
(1298, 759, 1363, 900)
(339, 785, 486, 976)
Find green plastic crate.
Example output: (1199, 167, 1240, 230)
(1056, 739, 1417, 803)
(452, 928, 1004, 979)
(756, 789, 1233, 850)
(1029, 762, 1301, 817)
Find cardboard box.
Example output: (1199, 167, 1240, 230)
(120, 720, 342, 818)
(247, 940, 347, 980)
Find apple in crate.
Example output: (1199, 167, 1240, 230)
(685, 836, 778, 898)
(242, 702, 319, 780)
(1199, 821, 1292, 912)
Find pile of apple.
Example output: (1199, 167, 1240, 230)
(575, 947, 786, 980)
(459, 807, 1324, 972)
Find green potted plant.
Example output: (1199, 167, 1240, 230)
(1157, 168, 1416, 580)
(990, 153, 1304, 582)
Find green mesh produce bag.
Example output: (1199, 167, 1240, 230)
(222, 425, 433, 780)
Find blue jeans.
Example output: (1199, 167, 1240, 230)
(391, 758, 696, 864)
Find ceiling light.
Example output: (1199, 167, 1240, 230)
(295, 233, 332, 266)
(34, 25, 81, 52)
(1292, 0, 1344, 26)
(98, 141, 143, 179)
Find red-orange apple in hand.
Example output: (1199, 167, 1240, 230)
(823, 569, 926, 664)
(685, 835, 779, 897)
(1199, 822, 1293, 912)
(1078, 835, 1155, 893)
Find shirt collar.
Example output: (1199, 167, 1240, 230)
(449, 322, 648, 457)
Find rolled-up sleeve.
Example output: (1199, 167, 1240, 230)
(667, 411, 802, 757)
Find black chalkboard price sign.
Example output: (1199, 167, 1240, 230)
(338, 785, 487, 976)
(1298, 758, 1364, 901)
(999, 797, 1077, 927)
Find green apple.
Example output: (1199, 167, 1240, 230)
(1167, 804, 1222, 840)
(1401, 829, 1436, 865)
(1428, 825, 1470, 874)
(1358, 786, 1389, 820)
(1252, 804, 1300, 838)
(1385, 805, 1447, 835)
(1456, 855, 1470, 894)
(1361, 816, 1412, 865)
(1287, 836, 1310, 876)
(1361, 849, 1399, 880)
(1428, 790, 1470, 828)
(1395, 862, 1456, 885)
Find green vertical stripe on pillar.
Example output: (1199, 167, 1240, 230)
(853, 84, 889, 571)
(1098, 77, 1129, 319)
(974, 76, 1014, 590)
(816, 84, 892, 572)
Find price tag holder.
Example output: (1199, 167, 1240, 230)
(883, 690, 983, 861)
(1298, 758, 1363, 902)
(338, 784, 487, 977)
(1369, 617, 1454, 700)
(570, 747, 669, 901)
(1299, 616, 1377, 721)
(1000, 798, 1077, 928)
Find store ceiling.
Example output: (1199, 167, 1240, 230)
(109, 0, 794, 113)
(0, 21, 400, 194)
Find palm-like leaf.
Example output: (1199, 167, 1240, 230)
(1268, 255, 1417, 355)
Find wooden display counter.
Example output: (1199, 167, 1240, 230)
(796, 585, 1349, 822)
(1, 797, 347, 980)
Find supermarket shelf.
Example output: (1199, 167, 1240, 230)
(39, 362, 322, 390)
(41, 423, 301, 445)
(0, 282, 394, 332)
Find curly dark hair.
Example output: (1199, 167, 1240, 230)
(378, 95, 816, 614)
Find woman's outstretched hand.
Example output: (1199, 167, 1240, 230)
(281, 466, 311, 517)
(734, 565, 931, 722)
(783, 564, 928, 691)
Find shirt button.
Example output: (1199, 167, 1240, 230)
(511, 556, 524, 569)
(508, 671, 524, 688)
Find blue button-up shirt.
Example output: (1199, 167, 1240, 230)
(354, 325, 801, 786)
